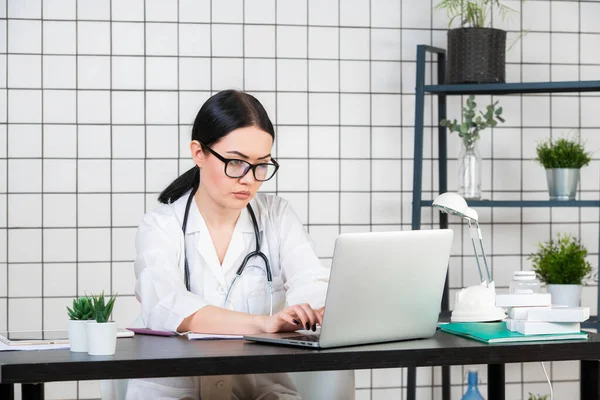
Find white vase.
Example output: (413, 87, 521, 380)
(86, 321, 117, 356)
(67, 320, 89, 352)
(547, 284, 582, 307)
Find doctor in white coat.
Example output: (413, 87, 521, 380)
(126, 90, 351, 399)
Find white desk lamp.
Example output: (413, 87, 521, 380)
(432, 192, 506, 322)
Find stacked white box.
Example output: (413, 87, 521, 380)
(497, 294, 589, 335)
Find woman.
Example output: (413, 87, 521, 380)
(127, 90, 331, 399)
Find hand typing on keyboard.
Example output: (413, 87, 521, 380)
(259, 303, 324, 334)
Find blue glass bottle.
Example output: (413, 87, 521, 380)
(461, 370, 485, 400)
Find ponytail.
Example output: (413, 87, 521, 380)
(158, 166, 199, 204)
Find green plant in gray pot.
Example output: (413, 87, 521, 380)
(86, 291, 118, 356)
(534, 134, 592, 201)
(440, 95, 504, 199)
(66, 296, 94, 352)
(529, 233, 592, 307)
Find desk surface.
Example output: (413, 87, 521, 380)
(2, 331, 600, 384)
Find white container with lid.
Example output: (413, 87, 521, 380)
(509, 271, 541, 294)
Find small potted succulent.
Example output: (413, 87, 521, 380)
(67, 296, 94, 352)
(86, 291, 118, 356)
(440, 95, 504, 199)
(535, 134, 592, 201)
(529, 233, 592, 307)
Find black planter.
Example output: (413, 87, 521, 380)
(446, 27, 507, 84)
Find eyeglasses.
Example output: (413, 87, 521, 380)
(200, 142, 279, 182)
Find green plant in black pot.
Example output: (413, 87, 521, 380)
(434, 0, 522, 84)
(529, 233, 592, 307)
(535, 133, 592, 201)
(439, 95, 504, 199)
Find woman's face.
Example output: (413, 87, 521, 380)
(193, 126, 274, 211)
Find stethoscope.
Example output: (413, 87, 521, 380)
(181, 184, 274, 316)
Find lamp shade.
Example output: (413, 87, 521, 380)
(432, 192, 478, 221)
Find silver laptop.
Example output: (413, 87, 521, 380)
(244, 229, 454, 349)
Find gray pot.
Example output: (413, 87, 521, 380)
(547, 284, 582, 307)
(545, 168, 580, 200)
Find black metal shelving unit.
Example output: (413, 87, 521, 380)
(409, 44, 600, 400)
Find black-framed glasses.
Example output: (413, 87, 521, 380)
(200, 142, 279, 182)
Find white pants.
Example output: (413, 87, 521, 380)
(125, 374, 301, 400)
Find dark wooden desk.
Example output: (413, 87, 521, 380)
(1, 331, 600, 400)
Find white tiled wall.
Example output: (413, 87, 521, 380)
(2, 0, 599, 399)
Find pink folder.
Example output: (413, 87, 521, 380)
(126, 327, 177, 337)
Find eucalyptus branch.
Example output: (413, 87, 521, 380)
(439, 95, 505, 147)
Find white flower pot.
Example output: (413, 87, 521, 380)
(547, 284, 582, 307)
(86, 321, 117, 356)
(67, 320, 89, 352)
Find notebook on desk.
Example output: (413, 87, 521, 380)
(0, 329, 134, 346)
(438, 322, 588, 344)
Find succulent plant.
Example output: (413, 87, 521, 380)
(90, 291, 117, 323)
(66, 296, 94, 320)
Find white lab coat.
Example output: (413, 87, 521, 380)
(126, 191, 331, 400)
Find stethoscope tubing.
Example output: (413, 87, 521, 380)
(181, 182, 274, 316)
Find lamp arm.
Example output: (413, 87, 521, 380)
(468, 221, 485, 283)
(475, 221, 492, 282)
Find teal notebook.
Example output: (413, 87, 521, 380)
(438, 322, 588, 344)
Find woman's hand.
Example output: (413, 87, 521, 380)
(260, 303, 324, 334)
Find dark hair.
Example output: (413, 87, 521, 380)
(158, 90, 275, 204)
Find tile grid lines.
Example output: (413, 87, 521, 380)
(109, 0, 114, 309)
(9, 87, 600, 94)
(177, 0, 181, 179)
(6, 59, 600, 69)
(5, 15, 600, 34)
(6, 0, 592, 396)
(548, 0, 554, 245)
(306, 0, 311, 235)
(426, 0, 434, 395)
(40, 0, 44, 333)
(9, 123, 600, 128)
(74, 0, 79, 349)
(3, 0, 7, 333)
(338, 0, 342, 233)
(519, 0, 526, 394)
(4, 156, 600, 162)
(572, 0, 583, 390)
(3, 221, 599, 231)
(143, 0, 147, 216)
(242, 0, 245, 92)
(368, 0, 373, 397)
(274, 0, 278, 195)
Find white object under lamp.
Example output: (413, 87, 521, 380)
(432, 192, 506, 322)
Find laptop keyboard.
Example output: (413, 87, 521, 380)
(286, 334, 320, 342)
